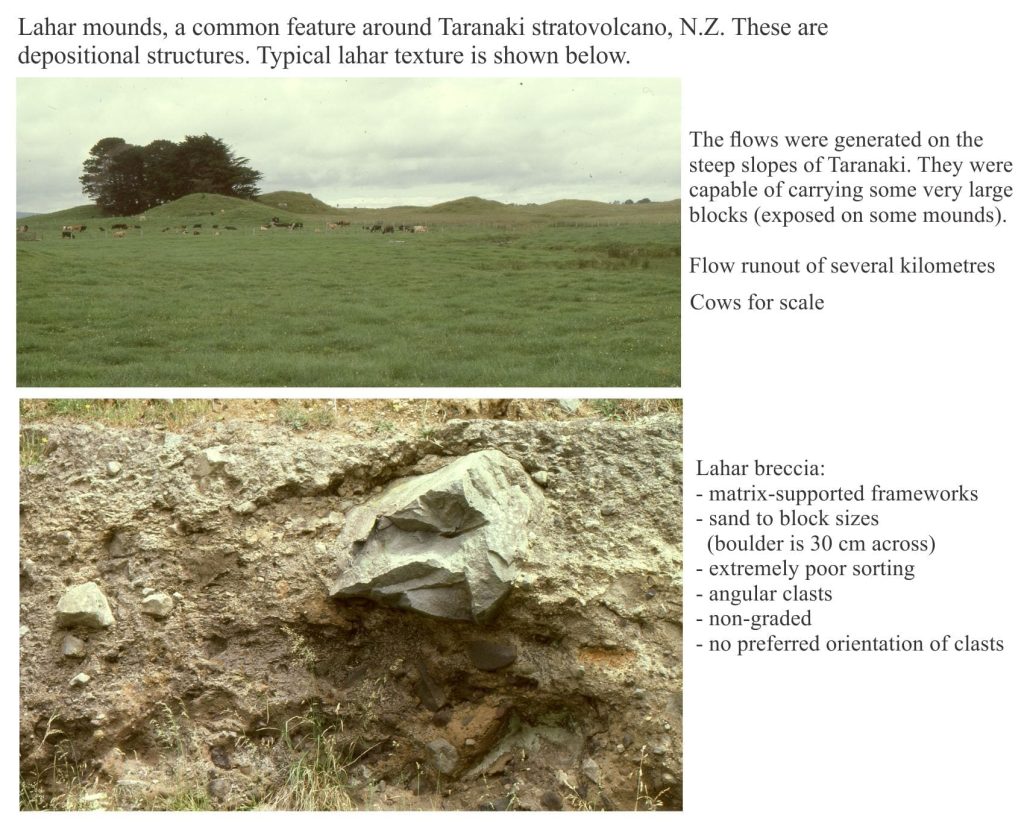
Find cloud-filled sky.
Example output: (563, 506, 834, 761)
(17, 78, 679, 213)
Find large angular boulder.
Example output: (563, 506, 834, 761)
(56, 582, 115, 629)
(330, 450, 542, 622)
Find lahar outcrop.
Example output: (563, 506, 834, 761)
(19, 410, 681, 811)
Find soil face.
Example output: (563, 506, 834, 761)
(19, 406, 682, 811)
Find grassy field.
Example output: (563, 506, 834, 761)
(17, 194, 680, 387)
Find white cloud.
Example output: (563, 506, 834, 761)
(17, 78, 680, 213)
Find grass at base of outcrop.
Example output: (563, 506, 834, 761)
(19, 703, 440, 812)
(21, 700, 671, 812)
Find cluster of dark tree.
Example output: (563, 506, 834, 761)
(80, 134, 262, 215)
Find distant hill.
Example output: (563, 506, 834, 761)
(527, 199, 622, 217)
(144, 192, 303, 226)
(426, 196, 510, 214)
(15, 193, 306, 230)
(256, 191, 336, 214)
(17, 211, 38, 219)
(18, 193, 680, 230)
(26, 204, 107, 223)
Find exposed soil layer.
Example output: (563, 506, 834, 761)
(20, 409, 682, 811)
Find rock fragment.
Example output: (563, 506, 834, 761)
(141, 592, 174, 618)
(415, 665, 447, 711)
(62, 635, 87, 658)
(467, 640, 517, 672)
(56, 582, 115, 629)
(195, 446, 230, 477)
(107, 532, 135, 558)
(426, 738, 459, 775)
(541, 790, 564, 810)
(69, 672, 91, 687)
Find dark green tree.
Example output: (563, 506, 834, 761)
(79, 137, 138, 214)
(139, 139, 180, 206)
(80, 134, 262, 215)
(173, 134, 262, 199)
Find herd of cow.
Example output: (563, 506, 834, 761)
(366, 223, 428, 233)
(260, 216, 304, 231)
(53, 223, 139, 239)
(32, 218, 429, 239)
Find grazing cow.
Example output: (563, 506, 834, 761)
(18, 224, 29, 232)
(327, 222, 338, 230)
(65, 224, 87, 233)
(412, 225, 428, 233)
(193, 223, 202, 229)
(61, 228, 74, 239)
(161, 227, 171, 232)
(225, 226, 238, 231)
(259, 225, 271, 231)
(111, 223, 128, 230)
(112, 230, 126, 239)
(290, 222, 303, 230)
(382, 225, 395, 234)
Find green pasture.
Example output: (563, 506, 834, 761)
(17, 195, 680, 387)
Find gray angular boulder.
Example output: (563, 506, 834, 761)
(56, 582, 114, 629)
(330, 450, 542, 622)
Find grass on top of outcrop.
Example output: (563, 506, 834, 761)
(19, 398, 681, 434)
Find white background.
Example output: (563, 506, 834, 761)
(7, 1, 1022, 823)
